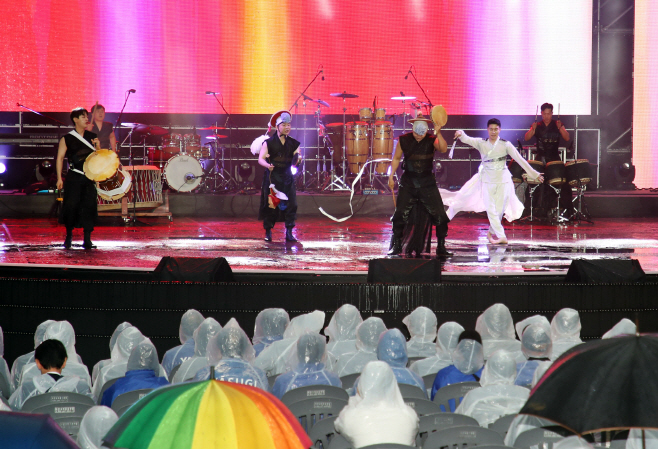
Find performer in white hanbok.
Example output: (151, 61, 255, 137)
(447, 119, 544, 244)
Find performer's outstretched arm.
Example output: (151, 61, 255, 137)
(387, 142, 403, 190)
(506, 141, 544, 183)
(434, 129, 447, 153)
(56, 137, 67, 190)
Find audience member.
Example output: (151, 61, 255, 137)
(515, 323, 552, 387)
(91, 322, 132, 384)
(627, 429, 658, 449)
(514, 315, 551, 341)
(602, 318, 636, 339)
(0, 326, 12, 396)
(402, 306, 438, 358)
(11, 320, 55, 390)
(325, 304, 363, 363)
(172, 317, 221, 383)
(253, 308, 290, 357)
(410, 321, 464, 377)
(475, 303, 524, 362)
(77, 406, 119, 449)
(335, 361, 418, 448)
(335, 317, 387, 377)
(550, 308, 583, 360)
(161, 309, 205, 377)
(431, 330, 484, 401)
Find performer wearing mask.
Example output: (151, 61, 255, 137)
(86, 104, 117, 152)
(258, 111, 302, 242)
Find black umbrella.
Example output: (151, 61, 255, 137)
(520, 334, 658, 434)
(0, 411, 79, 449)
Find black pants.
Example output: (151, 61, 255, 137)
(259, 170, 297, 230)
(59, 171, 97, 232)
(392, 176, 449, 239)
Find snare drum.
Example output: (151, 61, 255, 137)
(148, 147, 174, 166)
(372, 121, 394, 174)
(183, 134, 201, 154)
(545, 160, 566, 186)
(509, 160, 525, 184)
(375, 108, 386, 121)
(346, 122, 369, 174)
(523, 160, 545, 185)
(566, 159, 592, 186)
(359, 108, 373, 122)
(96, 168, 132, 201)
(164, 154, 204, 192)
(162, 133, 182, 154)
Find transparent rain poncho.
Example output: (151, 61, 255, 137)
(475, 304, 524, 362)
(162, 310, 205, 377)
(550, 308, 583, 360)
(410, 322, 464, 377)
(92, 322, 132, 385)
(335, 361, 418, 448)
(193, 320, 268, 391)
(0, 326, 11, 396)
(253, 308, 290, 357)
(92, 327, 147, 400)
(335, 317, 387, 377)
(254, 310, 325, 377)
(10, 370, 93, 410)
(325, 304, 363, 363)
(271, 332, 341, 399)
(77, 406, 119, 449)
(602, 318, 636, 339)
(455, 350, 530, 426)
(553, 436, 594, 449)
(515, 315, 551, 341)
(627, 429, 658, 449)
(515, 323, 553, 387)
(11, 320, 55, 390)
(172, 317, 222, 383)
(127, 341, 161, 373)
(453, 339, 485, 375)
(402, 307, 438, 358)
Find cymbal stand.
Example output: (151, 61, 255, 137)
(569, 182, 594, 224)
(547, 183, 569, 224)
(519, 182, 542, 222)
(303, 104, 324, 191)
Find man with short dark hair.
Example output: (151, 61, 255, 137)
(86, 104, 117, 152)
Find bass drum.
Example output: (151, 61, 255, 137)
(164, 154, 204, 192)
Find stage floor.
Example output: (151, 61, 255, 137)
(1, 215, 657, 274)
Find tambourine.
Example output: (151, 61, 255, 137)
(431, 105, 448, 129)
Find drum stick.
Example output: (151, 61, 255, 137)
(558, 103, 560, 120)
(535, 105, 538, 123)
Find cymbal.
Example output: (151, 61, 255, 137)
(206, 135, 228, 139)
(199, 126, 226, 130)
(314, 99, 330, 107)
(133, 124, 168, 136)
(330, 91, 359, 99)
(391, 96, 416, 101)
(121, 122, 143, 128)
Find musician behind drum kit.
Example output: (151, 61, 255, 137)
(86, 103, 117, 153)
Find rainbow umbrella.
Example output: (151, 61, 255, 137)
(103, 380, 312, 449)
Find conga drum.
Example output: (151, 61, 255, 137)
(545, 160, 566, 186)
(375, 108, 387, 121)
(346, 122, 369, 174)
(566, 159, 592, 186)
(372, 121, 394, 174)
(523, 160, 545, 184)
(359, 108, 373, 122)
(508, 160, 525, 184)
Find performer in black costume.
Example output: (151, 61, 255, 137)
(86, 103, 117, 152)
(56, 107, 100, 249)
(524, 103, 572, 217)
(388, 115, 451, 257)
(258, 111, 302, 242)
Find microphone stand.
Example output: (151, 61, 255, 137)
(114, 90, 134, 157)
(209, 93, 236, 190)
(407, 68, 434, 109)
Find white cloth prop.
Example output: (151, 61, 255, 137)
(251, 135, 270, 155)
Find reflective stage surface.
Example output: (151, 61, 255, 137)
(1, 216, 657, 274)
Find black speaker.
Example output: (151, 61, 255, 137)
(565, 259, 645, 283)
(367, 258, 441, 283)
(154, 257, 235, 282)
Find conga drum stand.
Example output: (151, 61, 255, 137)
(519, 184, 542, 222)
(569, 183, 594, 224)
(547, 183, 569, 224)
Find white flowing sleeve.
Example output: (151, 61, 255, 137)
(506, 142, 540, 181)
(458, 132, 486, 156)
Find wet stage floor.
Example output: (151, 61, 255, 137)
(1, 215, 657, 275)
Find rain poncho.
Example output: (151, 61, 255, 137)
(162, 309, 205, 377)
(92, 327, 147, 400)
(335, 361, 418, 448)
(402, 307, 438, 358)
(515, 323, 552, 387)
(627, 429, 658, 449)
(550, 309, 583, 360)
(253, 308, 290, 357)
(254, 311, 325, 377)
(476, 304, 524, 362)
(455, 350, 530, 426)
(0, 326, 12, 396)
(430, 338, 485, 402)
(602, 318, 636, 339)
(11, 320, 55, 390)
(410, 322, 465, 377)
(194, 320, 268, 391)
(9, 372, 92, 410)
(514, 315, 551, 341)
(335, 318, 387, 377)
(325, 304, 363, 363)
(20, 321, 91, 389)
(77, 406, 119, 449)
(172, 317, 222, 383)
(272, 332, 341, 399)
(101, 342, 168, 407)
(92, 322, 132, 385)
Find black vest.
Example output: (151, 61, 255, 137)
(400, 132, 436, 176)
(265, 133, 300, 173)
(64, 131, 97, 171)
(535, 121, 561, 162)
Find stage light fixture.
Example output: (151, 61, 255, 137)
(614, 161, 636, 190)
(0, 162, 6, 174)
(291, 166, 298, 175)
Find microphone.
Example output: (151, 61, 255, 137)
(184, 173, 206, 183)
(128, 89, 136, 93)
(404, 66, 413, 80)
(205, 91, 217, 95)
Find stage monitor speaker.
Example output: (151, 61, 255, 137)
(154, 257, 235, 282)
(367, 258, 441, 283)
(565, 259, 645, 283)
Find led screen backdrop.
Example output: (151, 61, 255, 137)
(1, 0, 592, 116)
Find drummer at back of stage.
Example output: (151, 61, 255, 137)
(86, 104, 117, 153)
(56, 107, 100, 250)
(524, 103, 572, 216)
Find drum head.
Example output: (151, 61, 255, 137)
(431, 105, 448, 128)
(164, 155, 204, 192)
(84, 149, 120, 182)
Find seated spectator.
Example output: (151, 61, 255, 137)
(272, 332, 341, 399)
(475, 303, 524, 362)
(602, 318, 636, 339)
(335, 317, 387, 377)
(550, 308, 583, 360)
(455, 349, 530, 426)
(254, 311, 325, 377)
(172, 317, 221, 383)
(253, 308, 290, 357)
(101, 341, 168, 407)
(431, 330, 484, 401)
(325, 304, 363, 363)
(91, 322, 132, 385)
(77, 406, 119, 449)
(627, 429, 658, 449)
(11, 320, 55, 390)
(161, 309, 205, 378)
(515, 323, 552, 387)
(515, 315, 551, 341)
(0, 326, 12, 396)
(92, 327, 147, 400)
(193, 320, 268, 391)
(411, 321, 464, 377)
(403, 306, 438, 358)
(9, 339, 92, 410)
(335, 361, 418, 448)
